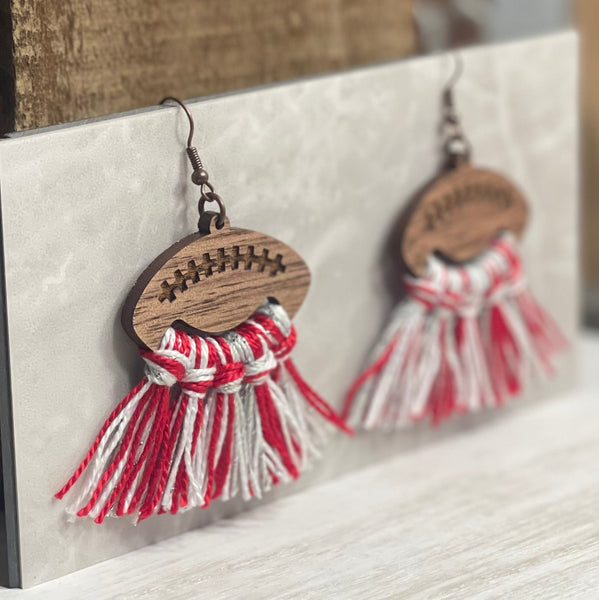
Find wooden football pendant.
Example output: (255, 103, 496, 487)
(122, 213, 311, 350)
(401, 161, 529, 276)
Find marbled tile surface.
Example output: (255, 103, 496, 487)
(0, 31, 579, 586)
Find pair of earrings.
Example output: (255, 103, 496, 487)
(56, 67, 565, 523)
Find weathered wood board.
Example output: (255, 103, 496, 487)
(3, 0, 417, 132)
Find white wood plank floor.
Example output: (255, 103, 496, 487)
(2, 335, 598, 599)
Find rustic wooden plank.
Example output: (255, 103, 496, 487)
(3, 334, 596, 598)
(575, 1, 599, 300)
(0, 0, 14, 134)
(8, 0, 417, 131)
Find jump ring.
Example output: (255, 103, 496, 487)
(198, 191, 227, 228)
(200, 181, 215, 197)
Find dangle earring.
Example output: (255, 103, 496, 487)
(343, 56, 567, 429)
(56, 98, 352, 523)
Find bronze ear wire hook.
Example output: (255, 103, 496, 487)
(160, 96, 206, 182)
(160, 96, 227, 229)
(440, 53, 471, 168)
(442, 52, 463, 109)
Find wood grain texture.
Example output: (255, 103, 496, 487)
(122, 217, 310, 349)
(575, 1, 599, 288)
(402, 163, 528, 275)
(4, 334, 596, 599)
(8, 0, 417, 132)
(0, 0, 14, 134)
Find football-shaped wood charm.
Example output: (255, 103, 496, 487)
(401, 162, 529, 276)
(122, 214, 311, 349)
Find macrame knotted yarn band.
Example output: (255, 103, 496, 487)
(56, 301, 352, 523)
(343, 233, 567, 429)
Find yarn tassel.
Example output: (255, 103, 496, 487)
(56, 301, 350, 522)
(55, 331, 186, 522)
(425, 321, 460, 424)
(342, 301, 426, 429)
(344, 233, 567, 429)
(485, 303, 522, 405)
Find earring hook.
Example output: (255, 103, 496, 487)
(443, 53, 463, 108)
(160, 96, 208, 185)
(439, 53, 470, 168)
(161, 96, 195, 148)
(443, 52, 464, 104)
(160, 96, 227, 229)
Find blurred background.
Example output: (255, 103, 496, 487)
(0, 0, 594, 322)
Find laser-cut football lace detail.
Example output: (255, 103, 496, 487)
(158, 245, 286, 303)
